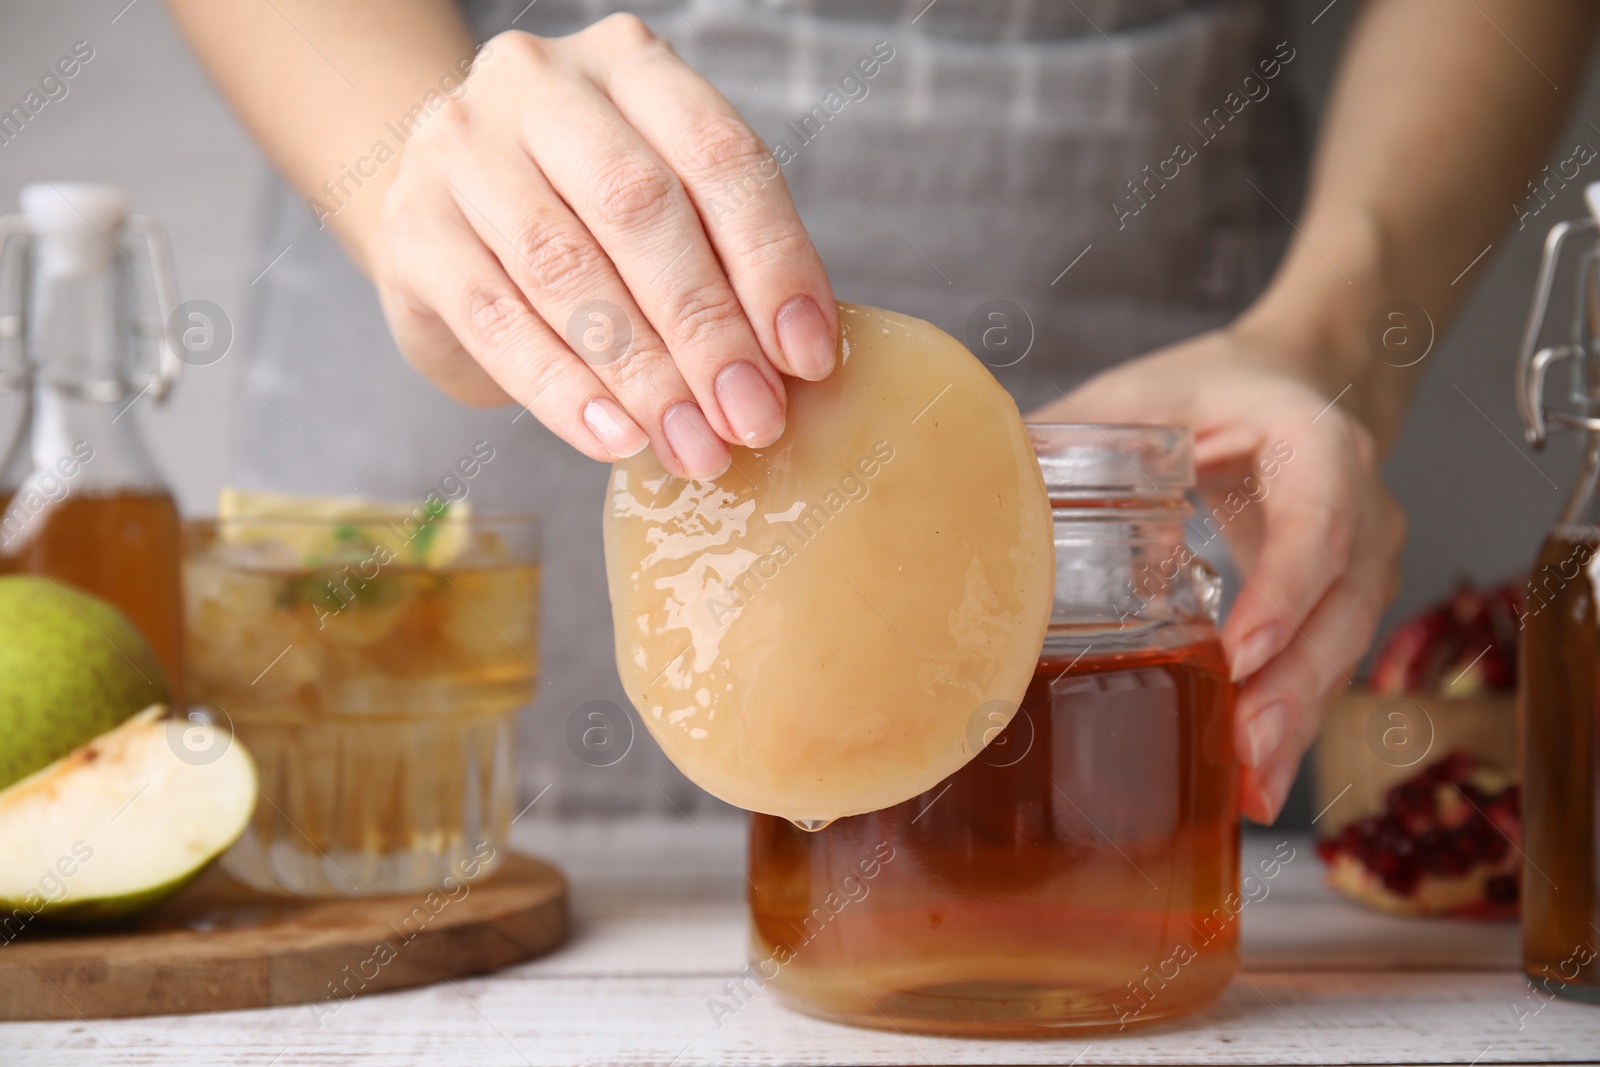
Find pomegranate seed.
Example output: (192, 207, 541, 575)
(1382, 866, 1419, 895)
(1485, 874, 1519, 905)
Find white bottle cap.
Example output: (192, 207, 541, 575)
(1586, 180, 1600, 224)
(19, 182, 130, 276)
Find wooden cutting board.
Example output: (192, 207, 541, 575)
(0, 852, 567, 1021)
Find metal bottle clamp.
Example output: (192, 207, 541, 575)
(0, 210, 183, 403)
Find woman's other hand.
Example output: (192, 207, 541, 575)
(1030, 325, 1405, 824)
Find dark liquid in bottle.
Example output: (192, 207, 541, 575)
(0, 489, 186, 694)
(1519, 533, 1600, 997)
(747, 640, 1238, 1035)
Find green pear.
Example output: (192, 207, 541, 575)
(0, 575, 169, 792)
(0, 706, 257, 924)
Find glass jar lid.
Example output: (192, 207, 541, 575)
(1027, 423, 1194, 506)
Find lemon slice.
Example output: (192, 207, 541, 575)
(217, 487, 471, 568)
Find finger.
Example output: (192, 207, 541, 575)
(1231, 582, 1362, 823)
(375, 169, 516, 408)
(1238, 757, 1302, 828)
(384, 209, 650, 465)
(378, 283, 515, 408)
(586, 14, 838, 383)
(1220, 435, 1362, 683)
(1233, 491, 1403, 822)
(506, 32, 790, 452)
(1190, 453, 1272, 574)
(440, 139, 733, 477)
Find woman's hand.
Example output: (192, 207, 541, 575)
(370, 16, 837, 478)
(1029, 325, 1405, 824)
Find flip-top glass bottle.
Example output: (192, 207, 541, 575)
(1514, 185, 1600, 1002)
(0, 183, 186, 688)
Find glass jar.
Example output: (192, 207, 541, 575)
(746, 424, 1239, 1035)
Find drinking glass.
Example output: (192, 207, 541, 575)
(182, 512, 539, 896)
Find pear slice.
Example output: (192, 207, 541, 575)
(0, 706, 257, 923)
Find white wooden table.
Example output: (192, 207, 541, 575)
(4, 819, 1597, 1065)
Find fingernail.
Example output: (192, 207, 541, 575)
(1254, 756, 1300, 825)
(776, 295, 836, 381)
(714, 360, 786, 447)
(1244, 700, 1291, 768)
(663, 402, 731, 480)
(583, 397, 649, 459)
(1231, 623, 1284, 681)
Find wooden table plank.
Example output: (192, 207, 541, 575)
(2, 971, 1593, 1066)
(0, 819, 1592, 1066)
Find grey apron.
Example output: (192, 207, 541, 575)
(234, 0, 1297, 814)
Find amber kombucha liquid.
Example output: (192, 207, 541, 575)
(0, 489, 186, 693)
(184, 531, 539, 895)
(748, 639, 1239, 1035)
(1519, 533, 1600, 998)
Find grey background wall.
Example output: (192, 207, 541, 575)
(1, 1, 1596, 820)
